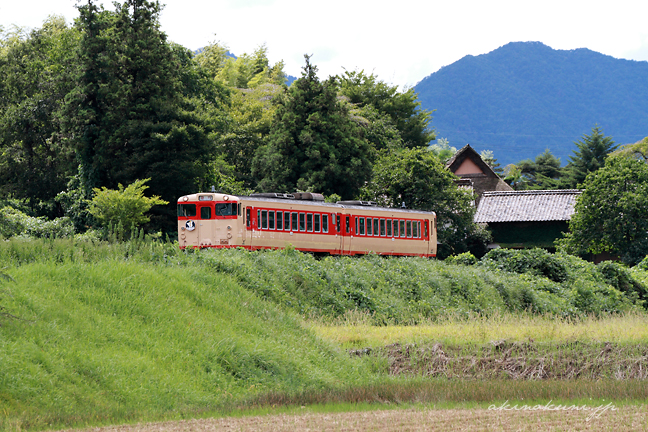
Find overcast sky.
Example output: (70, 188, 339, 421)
(2, 0, 648, 89)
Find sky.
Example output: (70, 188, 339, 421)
(2, 0, 648, 89)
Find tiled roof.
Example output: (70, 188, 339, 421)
(474, 190, 582, 223)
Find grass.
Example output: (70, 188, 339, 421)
(1, 239, 648, 431)
(311, 311, 648, 348)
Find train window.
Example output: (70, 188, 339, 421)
(276, 211, 282, 230)
(177, 204, 196, 217)
(246, 208, 251, 227)
(215, 203, 236, 216)
(406, 221, 412, 238)
(412, 220, 418, 238)
(323, 214, 329, 233)
(336, 215, 340, 233)
(425, 221, 428, 238)
(261, 210, 268, 229)
(269, 211, 275, 230)
(387, 219, 392, 237)
(346, 216, 350, 233)
(314, 214, 321, 232)
(380, 219, 386, 236)
(238, 203, 241, 216)
(292, 212, 298, 231)
(307, 213, 313, 232)
(373, 218, 379, 236)
(367, 218, 372, 235)
(359, 218, 365, 235)
(284, 212, 291, 230)
(393, 220, 398, 237)
(200, 206, 212, 220)
(400, 220, 406, 237)
(299, 213, 306, 231)
(355, 218, 358, 235)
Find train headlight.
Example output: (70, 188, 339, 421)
(227, 226, 232, 230)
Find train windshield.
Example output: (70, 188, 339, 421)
(177, 204, 196, 217)
(215, 202, 237, 217)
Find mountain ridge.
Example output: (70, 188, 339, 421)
(414, 41, 648, 166)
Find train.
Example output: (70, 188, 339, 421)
(177, 191, 437, 257)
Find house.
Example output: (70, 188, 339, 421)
(474, 189, 582, 250)
(445, 144, 512, 205)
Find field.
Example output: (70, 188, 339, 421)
(1, 239, 647, 431)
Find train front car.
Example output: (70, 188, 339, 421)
(177, 192, 243, 249)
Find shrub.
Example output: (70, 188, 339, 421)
(445, 252, 477, 266)
(0, 207, 75, 239)
(597, 261, 648, 307)
(479, 248, 568, 283)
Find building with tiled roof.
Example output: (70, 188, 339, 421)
(475, 189, 582, 249)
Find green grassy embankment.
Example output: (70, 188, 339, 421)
(1, 239, 648, 430)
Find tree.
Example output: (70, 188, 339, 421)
(0, 17, 79, 216)
(359, 148, 489, 257)
(561, 157, 648, 265)
(428, 137, 457, 164)
(338, 70, 435, 148)
(67, 0, 222, 231)
(612, 137, 648, 163)
(252, 56, 372, 198)
(567, 125, 618, 187)
(512, 149, 568, 189)
(88, 178, 167, 236)
(480, 150, 504, 175)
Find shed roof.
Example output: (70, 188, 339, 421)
(474, 190, 582, 223)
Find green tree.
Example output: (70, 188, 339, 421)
(0, 17, 79, 216)
(88, 178, 168, 236)
(359, 148, 489, 257)
(428, 137, 457, 164)
(338, 70, 435, 148)
(513, 149, 567, 189)
(252, 55, 372, 198)
(480, 150, 504, 175)
(67, 0, 222, 231)
(561, 157, 648, 265)
(612, 137, 648, 163)
(567, 125, 618, 187)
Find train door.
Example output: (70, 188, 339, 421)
(244, 206, 252, 248)
(336, 213, 352, 255)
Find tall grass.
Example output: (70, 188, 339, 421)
(0, 258, 374, 430)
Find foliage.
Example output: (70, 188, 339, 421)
(637, 256, 648, 271)
(87, 178, 168, 236)
(252, 56, 372, 198)
(596, 261, 648, 307)
(338, 69, 435, 148)
(479, 248, 568, 283)
(428, 137, 456, 164)
(561, 157, 648, 265)
(445, 252, 477, 265)
(567, 125, 618, 187)
(0, 206, 74, 239)
(479, 150, 503, 175)
(611, 136, 648, 163)
(358, 147, 487, 257)
(506, 149, 570, 190)
(66, 0, 224, 232)
(0, 16, 79, 215)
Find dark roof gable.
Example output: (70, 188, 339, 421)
(446, 144, 498, 178)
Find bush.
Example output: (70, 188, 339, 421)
(445, 252, 477, 265)
(636, 256, 648, 271)
(479, 248, 568, 283)
(597, 261, 648, 307)
(0, 207, 75, 239)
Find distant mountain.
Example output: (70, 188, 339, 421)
(414, 42, 648, 166)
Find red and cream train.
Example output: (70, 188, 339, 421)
(177, 192, 437, 257)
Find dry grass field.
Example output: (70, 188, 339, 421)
(65, 405, 647, 432)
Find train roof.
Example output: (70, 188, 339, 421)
(177, 192, 436, 216)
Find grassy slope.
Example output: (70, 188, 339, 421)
(0, 259, 372, 430)
(1, 239, 648, 430)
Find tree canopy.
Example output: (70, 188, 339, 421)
(358, 148, 489, 257)
(561, 157, 648, 265)
(252, 56, 372, 199)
